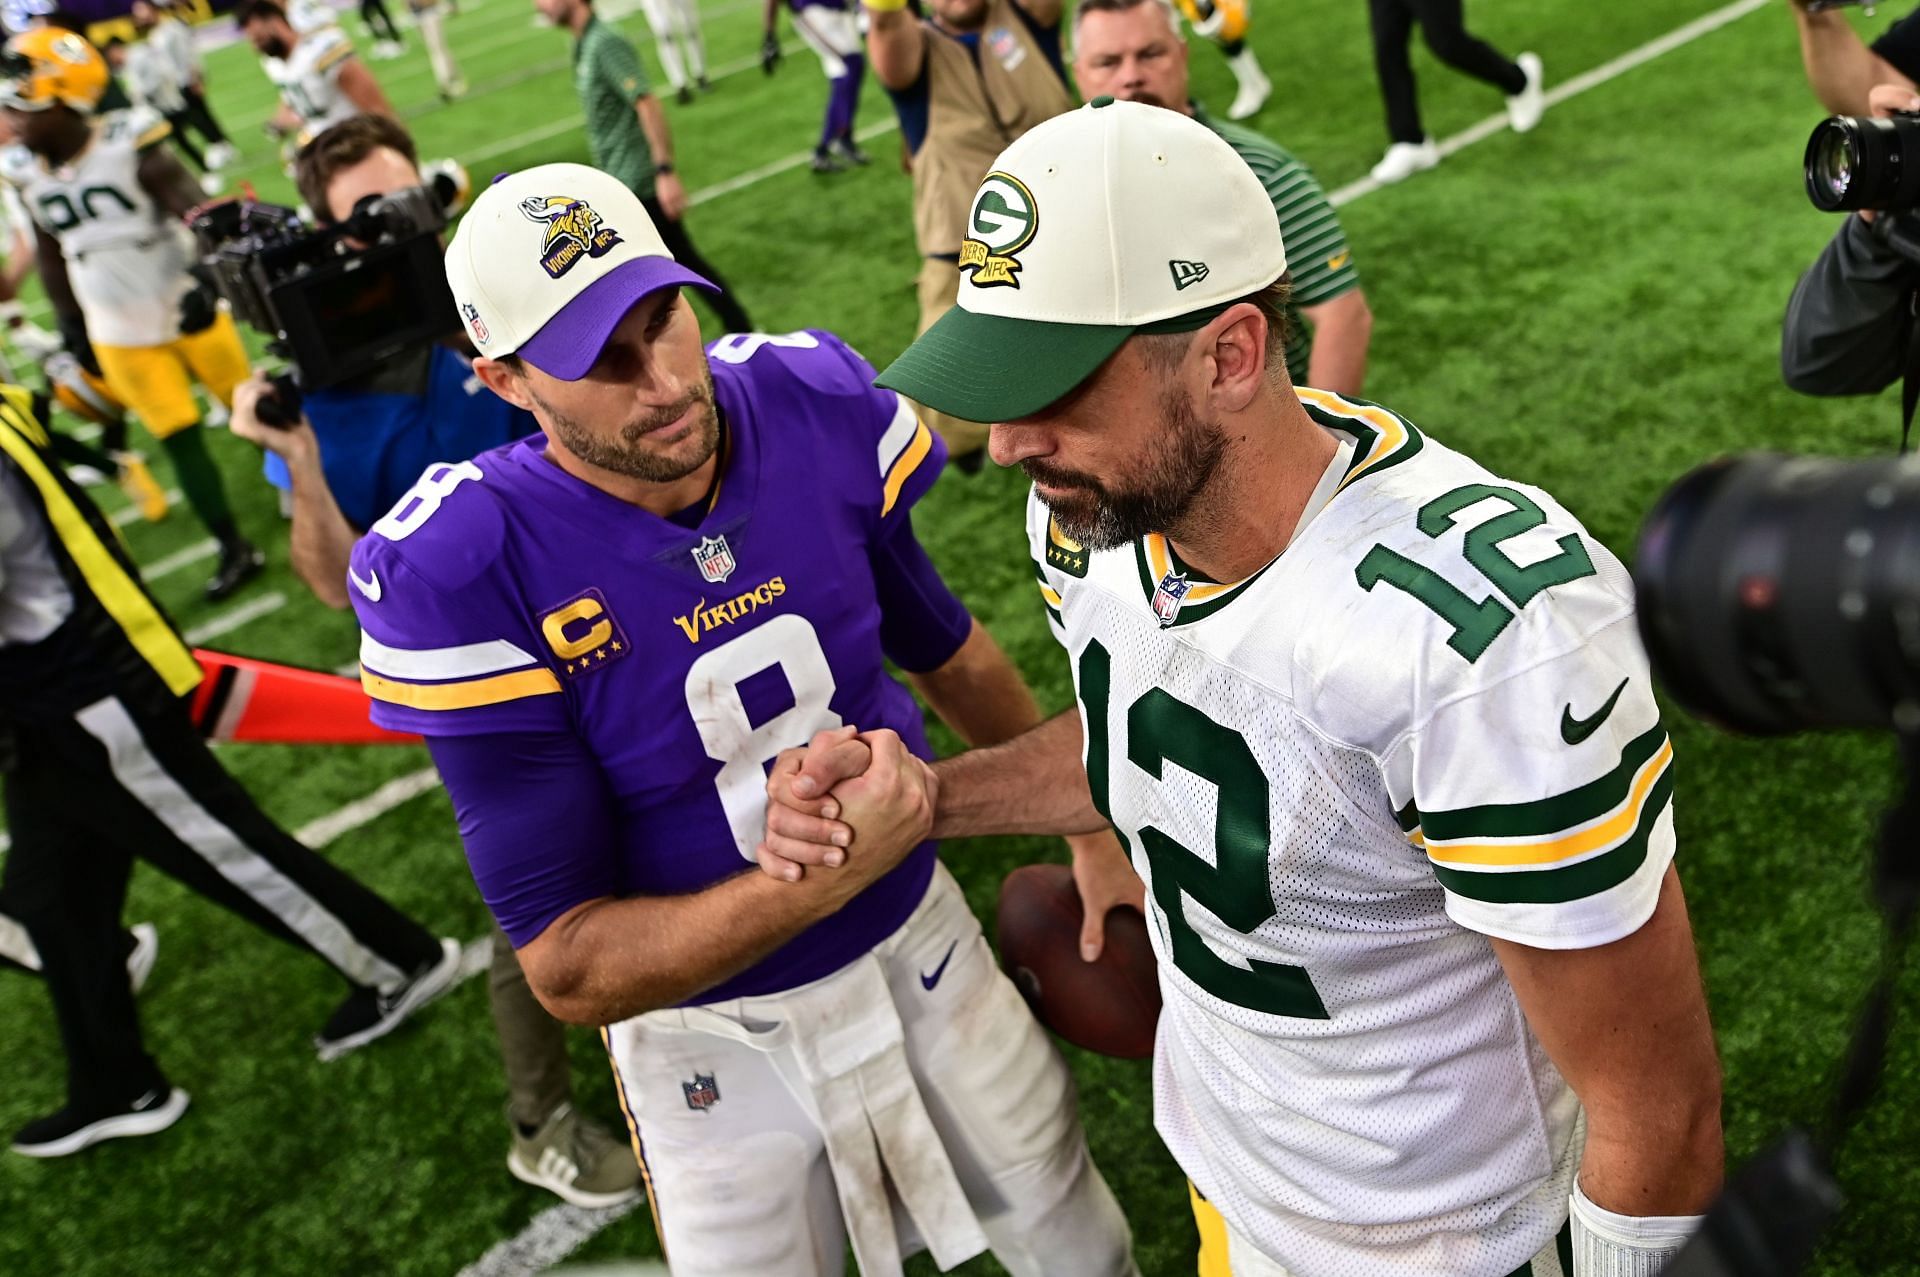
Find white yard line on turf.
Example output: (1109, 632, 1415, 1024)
(183, 591, 289, 646)
(445, 0, 1771, 1271)
(293, 767, 443, 846)
(144, 538, 220, 583)
(457, 1203, 647, 1277)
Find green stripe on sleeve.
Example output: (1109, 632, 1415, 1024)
(1419, 724, 1668, 842)
(1433, 765, 1674, 905)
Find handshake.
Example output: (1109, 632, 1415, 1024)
(756, 725, 939, 896)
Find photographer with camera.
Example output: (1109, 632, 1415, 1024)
(223, 116, 638, 1210)
(1781, 83, 1920, 402)
(1791, 0, 1920, 116)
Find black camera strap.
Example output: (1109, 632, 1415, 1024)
(1903, 289, 1920, 454)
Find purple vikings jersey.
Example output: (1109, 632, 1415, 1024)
(349, 330, 959, 1003)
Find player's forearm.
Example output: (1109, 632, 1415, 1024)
(864, 7, 924, 90)
(1794, 8, 1909, 115)
(907, 617, 1043, 749)
(928, 709, 1107, 838)
(1302, 289, 1372, 399)
(526, 870, 841, 1024)
(281, 437, 358, 610)
(1577, 1091, 1722, 1219)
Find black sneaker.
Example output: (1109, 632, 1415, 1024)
(810, 149, 845, 174)
(676, 84, 694, 106)
(830, 137, 870, 166)
(205, 539, 264, 601)
(697, 74, 712, 92)
(314, 938, 461, 1062)
(13, 1086, 189, 1158)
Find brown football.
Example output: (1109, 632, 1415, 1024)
(995, 862, 1161, 1060)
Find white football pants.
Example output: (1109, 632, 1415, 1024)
(603, 863, 1138, 1277)
(637, 0, 705, 89)
(790, 4, 860, 79)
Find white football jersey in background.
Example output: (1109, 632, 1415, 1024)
(268, 26, 357, 136)
(1029, 388, 1674, 1277)
(1, 108, 193, 347)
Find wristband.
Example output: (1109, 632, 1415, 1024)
(654, 161, 675, 175)
(865, 0, 910, 13)
(1570, 1178, 1702, 1277)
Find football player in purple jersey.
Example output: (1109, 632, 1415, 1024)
(346, 162, 1140, 1277)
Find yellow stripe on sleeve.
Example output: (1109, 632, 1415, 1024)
(316, 42, 354, 72)
(1420, 740, 1675, 868)
(879, 420, 933, 517)
(134, 119, 173, 148)
(0, 407, 201, 697)
(1039, 583, 1064, 608)
(360, 666, 562, 711)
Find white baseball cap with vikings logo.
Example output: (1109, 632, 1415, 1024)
(877, 97, 1288, 423)
(444, 161, 717, 380)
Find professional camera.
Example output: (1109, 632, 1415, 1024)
(1805, 110, 1920, 217)
(1635, 452, 1920, 734)
(187, 184, 459, 417)
(1634, 453, 1919, 1275)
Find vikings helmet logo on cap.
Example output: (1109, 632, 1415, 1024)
(519, 194, 623, 280)
(958, 172, 1037, 289)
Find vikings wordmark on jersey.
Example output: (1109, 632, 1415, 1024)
(1030, 387, 1673, 1277)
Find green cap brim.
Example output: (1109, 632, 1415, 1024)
(875, 305, 1134, 424)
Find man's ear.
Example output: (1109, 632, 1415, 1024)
(1204, 302, 1269, 414)
(472, 357, 534, 410)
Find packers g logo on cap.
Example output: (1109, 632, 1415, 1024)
(519, 194, 623, 280)
(959, 172, 1036, 289)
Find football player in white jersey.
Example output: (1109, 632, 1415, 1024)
(764, 100, 1725, 1277)
(0, 26, 262, 598)
(130, 0, 238, 172)
(237, 0, 394, 147)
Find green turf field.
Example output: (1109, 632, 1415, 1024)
(3, 0, 1919, 1271)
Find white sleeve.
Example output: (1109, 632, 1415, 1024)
(1382, 610, 1674, 951)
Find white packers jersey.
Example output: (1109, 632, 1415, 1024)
(1029, 389, 1675, 1277)
(124, 42, 187, 115)
(1, 109, 193, 348)
(268, 27, 359, 135)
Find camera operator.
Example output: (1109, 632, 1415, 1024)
(228, 115, 536, 610)
(1781, 84, 1920, 398)
(1791, 0, 1920, 117)
(225, 116, 639, 1211)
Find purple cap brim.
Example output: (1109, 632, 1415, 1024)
(516, 256, 718, 380)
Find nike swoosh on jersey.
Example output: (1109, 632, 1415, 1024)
(349, 567, 383, 602)
(1561, 678, 1628, 745)
(920, 940, 958, 991)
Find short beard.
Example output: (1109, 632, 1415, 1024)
(533, 374, 721, 483)
(1023, 383, 1225, 550)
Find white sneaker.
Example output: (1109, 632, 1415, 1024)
(1508, 51, 1544, 133)
(205, 141, 238, 170)
(373, 39, 405, 58)
(1370, 138, 1440, 185)
(199, 173, 225, 196)
(1225, 49, 1270, 121)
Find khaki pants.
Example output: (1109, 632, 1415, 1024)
(489, 924, 572, 1127)
(915, 257, 992, 459)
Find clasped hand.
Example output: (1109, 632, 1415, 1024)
(757, 725, 939, 886)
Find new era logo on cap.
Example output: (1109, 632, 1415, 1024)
(1169, 260, 1210, 291)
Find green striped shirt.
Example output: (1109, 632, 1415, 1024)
(573, 17, 656, 199)
(1194, 103, 1359, 384)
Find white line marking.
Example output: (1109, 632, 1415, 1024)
(110, 489, 184, 528)
(293, 767, 443, 847)
(183, 592, 290, 646)
(456, 1201, 647, 1277)
(144, 538, 220, 583)
(446, 1, 1773, 1271)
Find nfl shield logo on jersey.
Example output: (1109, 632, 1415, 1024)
(692, 535, 736, 584)
(682, 1073, 721, 1111)
(1151, 569, 1190, 628)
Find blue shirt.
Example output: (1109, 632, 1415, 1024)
(264, 344, 540, 531)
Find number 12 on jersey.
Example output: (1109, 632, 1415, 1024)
(1079, 639, 1329, 1021)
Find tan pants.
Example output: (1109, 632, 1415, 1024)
(914, 257, 992, 459)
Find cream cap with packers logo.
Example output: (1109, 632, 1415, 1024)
(445, 162, 717, 380)
(876, 96, 1288, 423)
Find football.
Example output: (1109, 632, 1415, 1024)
(995, 863, 1162, 1060)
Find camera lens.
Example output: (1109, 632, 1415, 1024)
(1804, 114, 1920, 212)
(1634, 454, 1920, 734)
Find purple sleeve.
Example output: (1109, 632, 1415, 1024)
(426, 729, 621, 947)
(869, 511, 972, 673)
